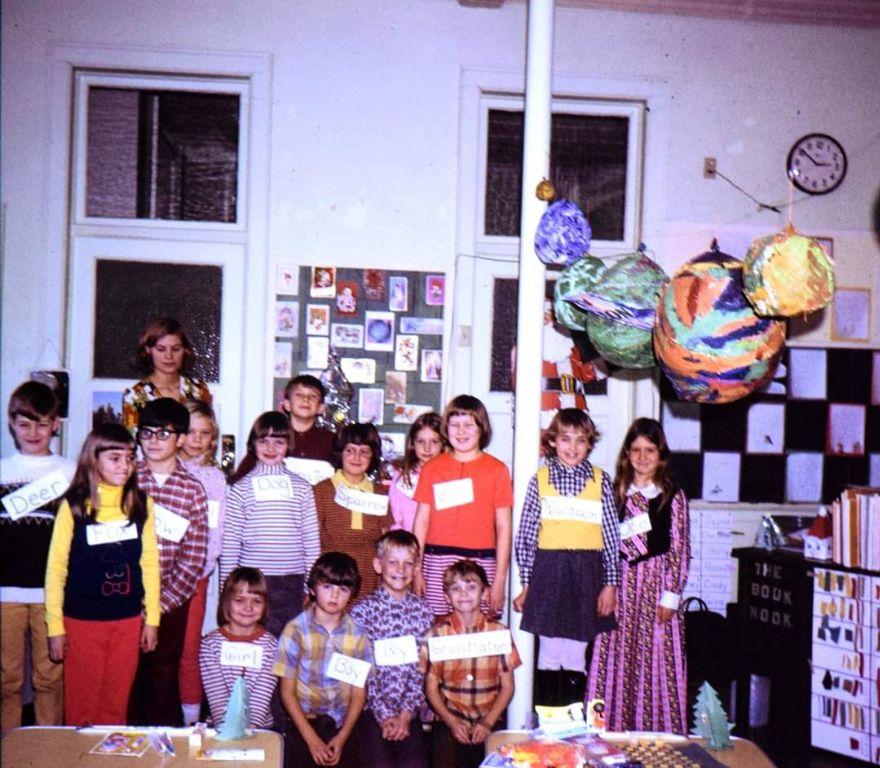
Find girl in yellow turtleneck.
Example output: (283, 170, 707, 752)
(45, 424, 160, 726)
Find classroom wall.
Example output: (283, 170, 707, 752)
(2, 0, 879, 457)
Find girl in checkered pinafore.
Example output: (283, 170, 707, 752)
(513, 408, 620, 705)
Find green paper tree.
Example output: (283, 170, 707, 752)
(692, 681, 734, 750)
(216, 676, 251, 741)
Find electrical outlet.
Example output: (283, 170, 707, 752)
(704, 157, 717, 179)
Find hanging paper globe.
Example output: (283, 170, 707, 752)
(743, 224, 835, 317)
(654, 244, 786, 403)
(534, 200, 591, 266)
(579, 253, 669, 368)
(553, 255, 606, 331)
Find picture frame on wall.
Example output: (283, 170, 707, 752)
(831, 287, 871, 342)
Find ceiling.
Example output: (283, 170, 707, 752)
(458, 0, 880, 29)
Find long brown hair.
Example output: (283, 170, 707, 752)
(399, 412, 443, 486)
(65, 424, 147, 526)
(135, 317, 195, 375)
(613, 418, 675, 508)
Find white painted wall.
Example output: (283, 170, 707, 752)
(2, 0, 879, 457)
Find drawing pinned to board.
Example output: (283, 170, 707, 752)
(789, 348, 827, 400)
(276, 263, 299, 295)
(311, 266, 336, 298)
(425, 275, 445, 306)
(831, 288, 871, 342)
(786, 452, 824, 502)
(400, 317, 443, 335)
(701, 452, 741, 502)
(746, 402, 784, 454)
(336, 281, 358, 315)
(364, 311, 394, 352)
(385, 371, 407, 404)
(331, 323, 364, 349)
(363, 269, 386, 301)
(395, 335, 418, 371)
(306, 304, 330, 335)
(340, 357, 376, 384)
(358, 388, 384, 424)
(274, 342, 293, 379)
(392, 403, 433, 424)
(421, 350, 442, 383)
(275, 301, 299, 337)
(827, 404, 865, 456)
(307, 337, 329, 369)
(389, 276, 408, 312)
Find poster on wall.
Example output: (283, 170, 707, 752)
(272, 266, 446, 444)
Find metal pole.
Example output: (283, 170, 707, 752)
(509, 0, 554, 729)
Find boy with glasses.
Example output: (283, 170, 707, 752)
(129, 398, 208, 726)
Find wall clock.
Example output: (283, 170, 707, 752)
(787, 133, 847, 195)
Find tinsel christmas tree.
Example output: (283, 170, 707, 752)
(319, 349, 354, 431)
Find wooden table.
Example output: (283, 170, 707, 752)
(0, 726, 282, 768)
(486, 729, 776, 767)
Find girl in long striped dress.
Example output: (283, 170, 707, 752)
(412, 395, 512, 617)
(585, 418, 691, 734)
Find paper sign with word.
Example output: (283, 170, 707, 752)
(284, 458, 335, 485)
(220, 641, 263, 670)
(619, 512, 652, 540)
(1, 469, 69, 521)
(433, 478, 474, 510)
(153, 504, 190, 543)
(427, 629, 512, 662)
(326, 652, 371, 688)
(334, 486, 389, 517)
(373, 636, 419, 667)
(252, 475, 293, 502)
(86, 522, 138, 547)
(540, 497, 602, 524)
(207, 500, 220, 529)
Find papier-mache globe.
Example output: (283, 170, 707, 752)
(553, 255, 606, 332)
(535, 200, 592, 266)
(654, 244, 786, 403)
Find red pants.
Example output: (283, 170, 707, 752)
(179, 577, 208, 705)
(63, 615, 141, 726)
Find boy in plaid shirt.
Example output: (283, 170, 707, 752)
(130, 398, 208, 726)
(274, 552, 371, 768)
(424, 560, 520, 768)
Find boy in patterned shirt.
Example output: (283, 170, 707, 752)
(129, 398, 208, 726)
(350, 530, 434, 767)
(424, 559, 520, 768)
(274, 552, 371, 768)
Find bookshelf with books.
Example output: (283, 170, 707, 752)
(831, 486, 880, 571)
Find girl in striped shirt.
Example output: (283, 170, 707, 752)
(200, 567, 278, 729)
(221, 412, 320, 637)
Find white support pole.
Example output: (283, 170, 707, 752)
(509, 0, 554, 729)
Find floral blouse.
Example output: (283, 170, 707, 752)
(122, 376, 212, 430)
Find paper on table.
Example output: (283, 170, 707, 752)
(746, 402, 785, 454)
(701, 453, 740, 502)
(786, 452, 823, 502)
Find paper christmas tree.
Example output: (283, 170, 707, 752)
(692, 681, 734, 750)
(215, 676, 250, 741)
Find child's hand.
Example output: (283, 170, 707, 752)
(488, 580, 505, 615)
(48, 635, 67, 662)
(447, 715, 472, 744)
(381, 712, 411, 741)
(141, 624, 158, 652)
(470, 719, 492, 744)
(596, 586, 616, 617)
(324, 732, 347, 766)
(512, 587, 528, 612)
(305, 733, 331, 766)
(657, 606, 675, 624)
(413, 570, 426, 597)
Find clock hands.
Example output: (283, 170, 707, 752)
(799, 148, 829, 167)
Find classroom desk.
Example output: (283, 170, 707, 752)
(486, 730, 776, 768)
(0, 726, 282, 768)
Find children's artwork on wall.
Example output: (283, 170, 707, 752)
(363, 269, 386, 301)
(92, 390, 122, 429)
(831, 287, 871, 342)
(340, 357, 376, 384)
(421, 349, 442, 382)
(306, 304, 330, 335)
(306, 337, 329, 369)
(425, 275, 445, 306)
(395, 335, 419, 371)
(274, 342, 293, 378)
(273, 266, 446, 442)
(311, 266, 336, 298)
(385, 371, 406, 403)
(389, 276, 408, 311)
(358, 388, 385, 424)
(331, 323, 364, 349)
(661, 346, 880, 503)
(379, 431, 406, 459)
(364, 311, 394, 352)
(275, 301, 299, 337)
(336, 281, 358, 315)
(276, 263, 299, 295)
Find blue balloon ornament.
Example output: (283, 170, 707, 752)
(535, 200, 592, 266)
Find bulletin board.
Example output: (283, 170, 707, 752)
(271, 265, 446, 455)
(661, 347, 880, 504)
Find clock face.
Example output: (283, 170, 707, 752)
(787, 133, 847, 195)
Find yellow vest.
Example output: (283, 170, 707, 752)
(536, 465, 604, 550)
